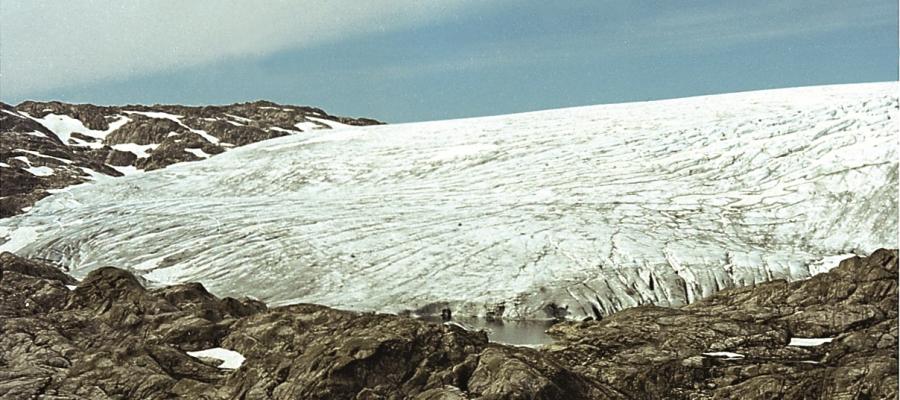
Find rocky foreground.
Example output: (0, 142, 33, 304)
(0, 101, 381, 217)
(0, 249, 896, 399)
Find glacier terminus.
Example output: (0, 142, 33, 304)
(1, 82, 897, 320)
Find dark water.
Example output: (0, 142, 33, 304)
(418, 316, 557, 346)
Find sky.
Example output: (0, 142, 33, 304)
(2, 0, 897, 122)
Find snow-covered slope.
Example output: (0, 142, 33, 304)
(1, 100, 381, 217)
(1, 82, 897, 319)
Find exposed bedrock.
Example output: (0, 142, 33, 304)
(0, 100, 382, 217)
(1, 249, 895, 399)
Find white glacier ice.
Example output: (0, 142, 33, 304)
(186, 348, 245, 369)
(702, 352, 745, 359)
(0, 82, 897, 319)
(788, 337, 834, 347)
(111, 143, 159, 159)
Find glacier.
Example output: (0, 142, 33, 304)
(0, 82, 897, 319)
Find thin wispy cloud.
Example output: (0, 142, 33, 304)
(351, 0, 896, 85)
(1, 0, 894, 121)
(638, 0, 895, 54)
(0, 0, 492, 98)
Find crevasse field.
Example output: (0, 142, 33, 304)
(1, 82, 897, 319)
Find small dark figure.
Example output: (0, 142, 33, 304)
(441, 307, 452, 321)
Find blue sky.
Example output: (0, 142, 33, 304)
(2, 0, 897, 122)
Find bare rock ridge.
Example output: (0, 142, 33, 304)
(0, 100, 382, 217)
(1, 249, 895, 399)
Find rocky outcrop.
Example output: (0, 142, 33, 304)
(547, 248, 898, 399)
(0, 103, 122, 217)
(1, 100, 382, 217)
(0, 250, 896, 399)
(0, 251, 616, 399)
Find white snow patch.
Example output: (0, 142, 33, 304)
(111, 165, 141, 176)
(306, 116, 351, 129)
(192, 129, 220, 144)
(443, 321, 479, 332)
(11, 155, 56, 176)
(224, 113, 252, 123)
(509, 343, 544, 349)
(270, 126, 303, 134)
(78, 167, 109, 180)
(16, 149, 73, 164)
(186, 348, 245, 369)
(789, 338, 834, 347)
(293, 121, 322, 132)
(702, 352, 745, 359)
(106, 116, 132, 133)
(184, 148, 211, 158)
(0, 163, 10, 168)
(111, 143, 158, 158)
(124, 111, 183, 120)
(1, 109, 25, 118)
(66, 285, 77, 291)
(68, 136, 105, 149)
(124, 110, 219, 144)
(25, 166, 54, 176)
(23, 131, 48, 138)
(27, 113, 129, 144)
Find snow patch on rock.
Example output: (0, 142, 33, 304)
(184, 148, 211, 159)
(702, 352, 745, 359)
(111, 143, 158, 159)
(789, 338, 834, 347)
(26, 113, 129, 144)
(186, 348, 245, 369)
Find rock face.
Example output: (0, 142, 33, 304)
(0, 100, 382, 217)
(0, 103, 122, 217)
(0, 251, 618, 399)
(547, 248, 899, 399)
(1, 249, 896, 399)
